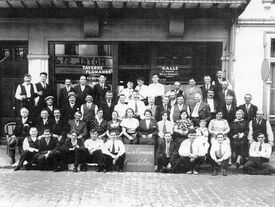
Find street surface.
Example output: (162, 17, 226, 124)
(0, 169, 274, 207)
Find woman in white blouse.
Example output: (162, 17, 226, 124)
(121, 108, 139, 144)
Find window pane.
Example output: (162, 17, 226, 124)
(55, 44, 64, 55)
(271, 39, 275, 57)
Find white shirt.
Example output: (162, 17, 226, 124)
(128, 99, 146, 119)
(207, 98, 215, 113)
(178, 139, 200, 157)
(135, 84, 149, 100)
(210, 141, 231, 161)
(15, 82, 38, 100)
(102, 139, 125, 157)
(22, 117, 28, 124)
(23, 137, 38, 152)
(157, 120, 174, 138)
(191, 102, 201, 118)
(80, 85, 85, 92)
(148, 83, 165, 97)
(145, 119, 151, 129)
(249, 141, 271, 159)
(114, 103, 128, 120)
(84, 138, 104, 154)
(120, 88, 133, 103)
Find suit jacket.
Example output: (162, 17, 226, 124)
(74, 84, 93, 105)
(67, 119, 87, 139)
(175, 89, 183, 97)
(200, 84, 215, 100)
(36, 118, 54, 136)
(59, 87, 75, 108)
(137, 118, 158, 137)
(145, 104, 157, 119)
(42, 105, 55, 119)
(189, 101, 211, 122)
(238, 104, 258, 122)
(13, 117, 33, 137)
(61, 137, 85, 150)
(155, 104, 171, 122)
(156, 139, 178, 163)
(100, 99, 116, 121)
(204, 98, 219, 114)
(52, 118, 68, 138)
(221, 104, 237, 124)
(92, 83, 111, 105)
(183, 86, 202, 106)
(217, 89, 236, 108)
(35, 82, 52, 107)
(38, 136, 59, 153)
(61, 102, 81, 122)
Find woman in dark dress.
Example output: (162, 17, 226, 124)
(107, 111, 122, 139)
(229, 109, 249, 168)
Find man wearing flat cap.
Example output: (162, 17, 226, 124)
(61, 92, 80, 122)
(8, 107, 33, 164)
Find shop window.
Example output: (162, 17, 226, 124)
(156, 42, 222, 84)
(118, 42, 150, 65)
(271, 39, 275, 57)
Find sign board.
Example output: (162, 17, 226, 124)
(124, 145, 155, 172)
(261, 58, 270, 82)
(55, 55, 113, 74)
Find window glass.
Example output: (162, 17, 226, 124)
(271, 39, 275, 57)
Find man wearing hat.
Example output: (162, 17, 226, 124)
(14, 127, 39, 171)
(42, 96, 55, 119)
(8, 107, 33, 164)
(61, 92, 80, 122)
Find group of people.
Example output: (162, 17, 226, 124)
(9, 70, 275, 175)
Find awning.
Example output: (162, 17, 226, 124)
(0, 0, 248, 9)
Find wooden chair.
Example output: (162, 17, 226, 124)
(3, 122, 16, 154)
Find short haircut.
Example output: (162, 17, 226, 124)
(44, 128, 51, 133)
(137, 76, 145, 82)
(236, 109, 244, 117)
(90, 129, 98, 134)
(164, 132, 172, 136)
(109, 129, 117, 135)
(20, 107, 29, 113)
(177, 95, 184, 99)
(40, 72, 47, 76)
(125, 108, 134, 117)
(216, 133, 224, 138)
(75, 111, 82, 116)
(132, 89, 139, 93)
(144, 109, 153, 116)
(24, 74, 31, 78)
(161, 111, 168, 116)
(53, 108, 61, 112)
(180, 110, 189, 119)
(70, 130, 78, 136)
(187, 129, 196, 135)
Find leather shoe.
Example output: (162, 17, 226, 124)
(102, 169, 107, 173)
(73, 167, 78, 172)
(14, 166, 21, 171)
(10, 158, 15, 165)
(212, 169, 218, 176)
(222, 169, 227, 176)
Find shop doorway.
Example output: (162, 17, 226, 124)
(0, 41, 28, 136)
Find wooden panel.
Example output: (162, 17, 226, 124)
(8, 0, 24, 7)
(37, 0, 50, 7)
(184, 3, 198, 8)
(126, 2, 139, 8)
(84, 16, 100, 37)
(67, 1, 78, 8)
(200, 3, 213, 8)
(82, 1, 94, 8)
(112, 2, 123, 8)
(170, 2, 183, 9)
(217, 3, 228, 8)
(96, 1, 110, 8)
(229, 3, 241, 8)
(23, 0, 38, 8)
(169, 16, 184, 37)
(141, 2, 155, 9)
(156, 2, 169, 8)
(0, 1, 10, 8)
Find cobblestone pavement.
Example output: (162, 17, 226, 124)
(0, 169, 274, 207)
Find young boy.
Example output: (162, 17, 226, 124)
(102, 130, 126, 172)
(210, 133, 231, 176)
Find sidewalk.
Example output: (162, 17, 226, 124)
(1, 144, 275, 171)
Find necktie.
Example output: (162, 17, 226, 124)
(217, 144, 222, 158)
(135, 101, 138, 113)
(166, 142, 170, 157)
(190, 142, 193, 154)
(111, 141, 116, 154)
(206, 84, 209, 90)
(246, 104, 249, 112)
(227, 105, 230, 112)
(259, 143, 262, 152)
(163, 121, 167, 133)
(87, 103, 91, 109)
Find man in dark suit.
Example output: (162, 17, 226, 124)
(74, 76, 93, 105)
(238, 94, 258, 122)
(42, 96, 55, 119)
(61, 92, 80, 122)
(189, 93, 211, 126)
(52, 108, 68, 146)
(8, 107, 33, 164)
(59, 79, 75, 108)
(35, 72, 52, 114)
(92, 74, 111, 106)
(101, 91, 116, 121)
(155, 96, 171, 122)
(36, 128, 60, 171)
(217, 80, 236, 108)
(155, 132, 178, 173)
(221, 95, 237, 125)
(68, 111, 88, 140)
(36, 109, 54, 136)
(200, 75, 215, 100)
(137, 109, 159, 145)
(205, 90, 219, 119)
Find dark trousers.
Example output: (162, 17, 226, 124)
(173, 133, 187, 148)
(64, 148, 88, 167)
(102, 153, 126, 171)
(210, 157, 229, 170)
(9, 136, 24, 159)
(231, 138, 248, 163)
(191, 117, 200, 127)
(180, 156, 205, 172)
(243, 158, 275, 175)
(17, 150, 38, 167)
(35, 151, 58, 170)
(156, 154, 171, 169)
(86, 149, 104, 166)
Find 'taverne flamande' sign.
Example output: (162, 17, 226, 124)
(124, 145, 155, 172)
(55, 55, 113, 74)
